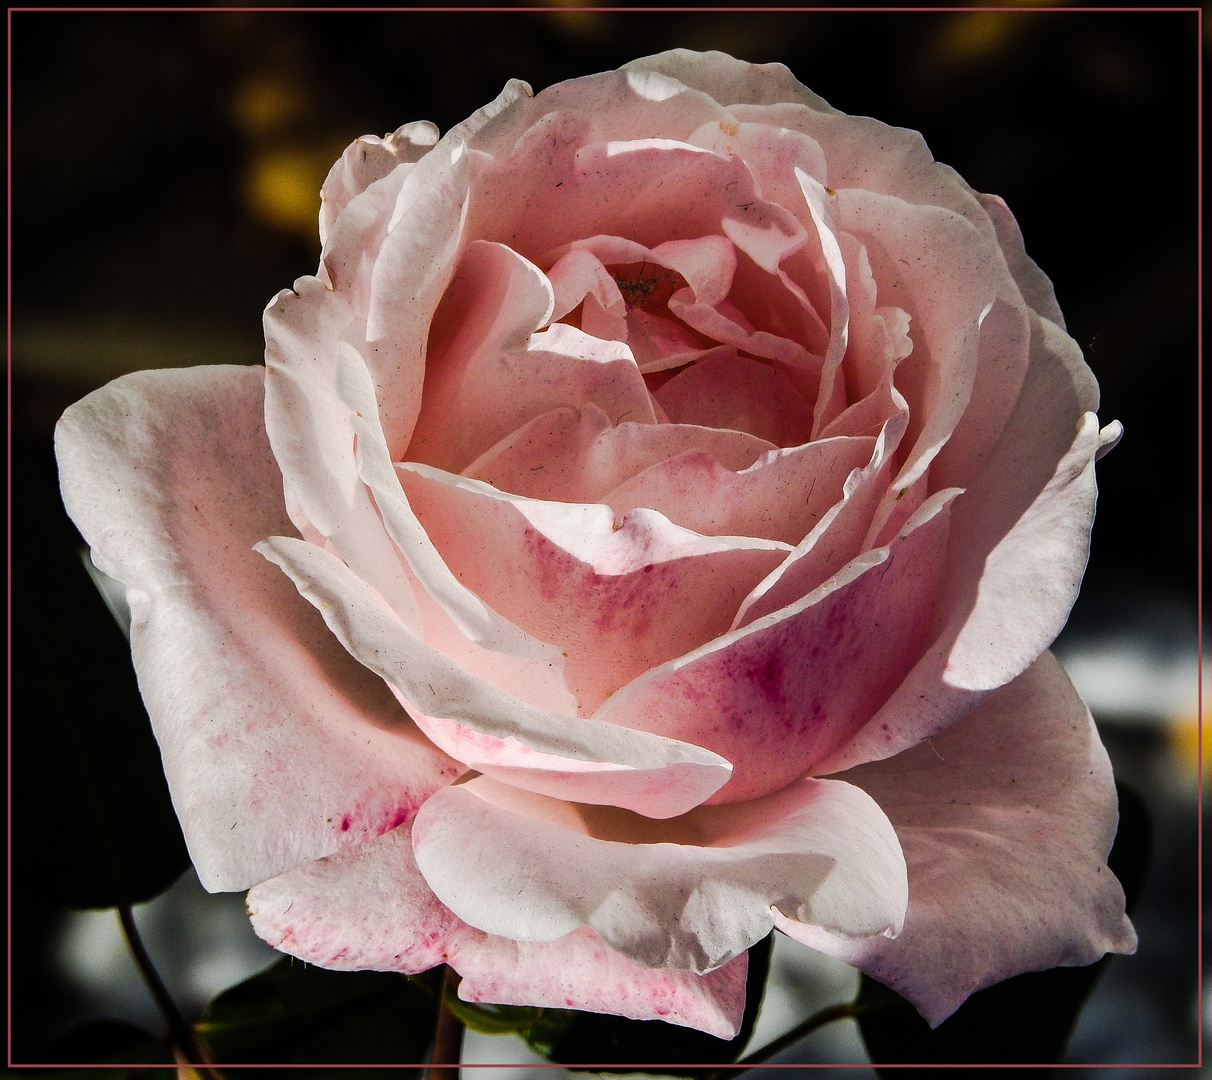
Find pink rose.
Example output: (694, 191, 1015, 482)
(56, 50, 1135, 1039)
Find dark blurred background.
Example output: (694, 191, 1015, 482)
(10, 7, 1201, 1073)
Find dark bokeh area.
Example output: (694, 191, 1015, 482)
(10, 8, 1201, 1072)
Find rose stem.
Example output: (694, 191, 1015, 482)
(426, 964, 465, 1079)
(703, 1001, 858, 1079)
(116, 902, 221, 1076)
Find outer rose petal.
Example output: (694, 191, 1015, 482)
(55, 367, 460, 891)
(247, 823, 748, 1037)
(412, 773, 906, 973)
(779, 652, 1136, 1027)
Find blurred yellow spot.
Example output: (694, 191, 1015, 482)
(245, 148, 333, 235)
(1167, 709, 1206, 775)
(234, 77, 302, 137)
(720, 121, 739, 138)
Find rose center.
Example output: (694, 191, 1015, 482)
(606, 262, 688, 314)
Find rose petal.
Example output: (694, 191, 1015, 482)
(318, 121, 438, 249)
(834, 187, 1015, 496)
(816, 312, 1104, 774)
(623, 50, 837, 114)
(338, 341, 560, 662)
(454, 926, 748, 1039)
(733, 408, 909, 626)
(412, 772, 906, 971)
(55, 367, 460, 891)
(602, 434, 875, 546)
(655, 350, 815, 447)
(596, 488, 958, 802)
(396, 463, 790, 711)
(247, 821, 748, 1037)
(257, 534, 734, 817)
(780, 652, 1136, 1027)
(463, 404, 775, 502)
(411, 280, 656, 473)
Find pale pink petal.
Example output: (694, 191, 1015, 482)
(257, 534, 733, 817)
(546, 246, 625, 325)
(816, 313, 1104, 774)
(726, 101, 999, 246)
(623, 50, 837, 114)
(835, 187, 1016, 495)
(596, 490, 957, 802)
(411, 302, 654, 475)
(248, 820, 748, 1037)
(454, 926, 748, 1039)
(247, 823, 459, 973)
(397, 463, 789, 711)
(363, 136, 475, 458)
(317, 121, 438, 248)
(463, 405, 775, 502)
(655, 350, 815, 446)
(337, 342, 559, 662)
(603, 435, 875, 546)
(413, 773, 906, 971)
(976, 192, 1066, 328)
(734, 409, 908, 626)
(264, 243, 424, 629)
(55, 367, 460, 892)
(781, 652, 1136, 1027)
(651, 234, 737, 306)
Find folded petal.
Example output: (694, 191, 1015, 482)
(462, 403, 775, 503)
(780, 652, 1136, 1027)
(602, 434, 874, 546)
(454, 926, 748, 1039)
(596, 488, 957, 802)
(819, 312, 1103, 773)
(412, 772, 906, 972)
(257, 534, 733, 817)
(317, 121, 438, 250)
(247, 821, 748, 1037)
(397, 463, 789, 711)
(55, 367, 460, 891)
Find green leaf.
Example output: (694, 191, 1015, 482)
(540, 932, 774, 1074)
(197, 956, 438, 1067)
(856, 780, 1151, 1073)
(443, 997, 547, 1036)
(11, 426, 190, 910)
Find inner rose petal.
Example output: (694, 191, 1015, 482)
(462, 403, 777, 503)
(655, 350, 815, 447)
(397, 464, 789, 712)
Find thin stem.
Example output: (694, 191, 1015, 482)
(426, 965, 465, 1080)
(115, 903, 220, 1075)
(705, 1001, 859, 1079)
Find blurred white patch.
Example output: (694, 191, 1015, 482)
(56, 869, 278, 1032)
(1058, 640, 1201, 723)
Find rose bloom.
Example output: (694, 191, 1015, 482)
(57, 51, 1136, 1038)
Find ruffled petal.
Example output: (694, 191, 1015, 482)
(462, 404, 775, 503)
(247, 821, 748, 1037)
(397, 463, 789, 711)
(596, 489, 957, 802)
(412, 772, 906, 971)
(602, 434, 875, 545)
(257, 534, 733, 817)
(780, 652, 1136, 1027)
(818, 312, 1103, 774)
(55, 367, 460, 891)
